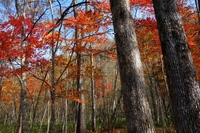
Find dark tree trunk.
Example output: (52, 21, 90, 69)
(20, 80, 27, 133)
(152, 0, 200, 132)
(49, 0, 56, 132)
(109, 0, 155, 132)
(49, 89, 56, 133)
(195, 0, 200, 48)
(73, 0, 86, 132)
(0, 77, 3, 97)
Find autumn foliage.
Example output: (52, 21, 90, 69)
(0, 0, 199, 132)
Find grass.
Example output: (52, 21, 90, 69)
(0, 118, 175, 133)
(0, 125, 14, 133)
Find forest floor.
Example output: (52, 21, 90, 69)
(0, 122, 176, 133)
(0, 127, 176, 133)
(87, 128, 176, 133)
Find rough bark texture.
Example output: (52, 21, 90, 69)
(196, 0, 200, 48)
(152, 0, 200, 132)
(109, 0, 155, 133)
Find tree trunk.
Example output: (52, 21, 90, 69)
(73, 0, 86, 132)
(15, 0, 28, 131)
(109, 0, 155, 132)
(90, 53, 96, 132)
(62, 70, 68, 133)
(47, 100, 51, 133)
(147, 74, 158, 122)
(155, 82, 166, 133)
(0, 77, 3, 98)
(49, 0, 56, 132)
(152, 0, 200, 132)
(195, 0, 200, 48)
(20, 77, 27, 133)
(76, 52, 86, 133)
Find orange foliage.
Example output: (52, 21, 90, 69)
(0, 0, 199, 107)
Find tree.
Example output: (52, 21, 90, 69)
(15, 0, 29, 132)
(195, 0, 200, 48)
(0, 0, 115, 133)
(152, 0, 200, 132)
(109, 0, 155, 132)
(73, 0, 86, 132)
(48, 0, 57, 132)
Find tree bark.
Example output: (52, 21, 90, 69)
(15, 0, 28, 132)
(62, 70, 68, 133)
(152, 0, 200, 132)
(195, 0, 200, 48)
(49, 0, 56, 132)
(90, 53, 96, 132)
(73, 0, 86, 132)
(109, 0, 155, 132)
(76, 52, 86, 133)
(0, 76, 3, 98)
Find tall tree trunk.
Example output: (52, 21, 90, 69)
(47, 100, 51, 133)
(62, 70, 68, 133)
(20, 74, 27, 133)
(195, 0, 200, 48)
(90, 53, 96, 132)
(15, 0, 28, 132)
(155, 80, 166, 133)
(152, 0, 200, 132)
(0, 77, 3, 99)
(109, 0, 155, 133)
(76, 52, 86, 133)
(146, 71, 158, 122)
(62, 95, 68, 133)
(87, 0, 96, 130)
(73, 0, 86, 132)
(111, 63, 119, 112)
(49, 0, 56, 132)
(0, 59, 3, 98)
